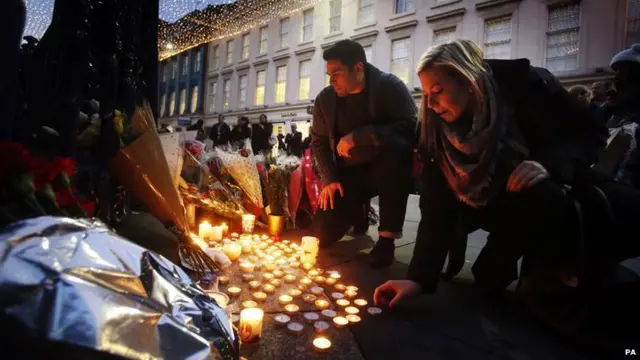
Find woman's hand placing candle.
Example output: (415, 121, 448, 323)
(373, 280, 422, 308)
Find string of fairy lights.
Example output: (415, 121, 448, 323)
(158, 0, 323, 60)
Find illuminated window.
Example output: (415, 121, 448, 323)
(363, 45, 373, 64)
(238, 74, 248, 108)
(298, 60, 311, 100)
(210, 45, 219, 69)
(391, 38, 410, 85)
(160, 93, 166, 116)
(182, 56, 189, 75)
(190, 86, 199, 113)
(545, 3, 581, 72)
(275, 65, 287, 103)
(208, 81, 217, 113)
(226, 40, 233, 65)
(242, 34, 250, 60)
(223, 79, 231, 110)
(255, 70, 266, 105)
(169, 92, 176, 115)
(484, 15, 512, 60)
(179, 88, 187, 114)
(194, 50, 201, 72)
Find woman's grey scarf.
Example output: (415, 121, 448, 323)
(431, 66, 529, 207)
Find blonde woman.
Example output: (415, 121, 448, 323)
(373, 40, 635, 307)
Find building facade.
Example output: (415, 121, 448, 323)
(158, 44, 207, 128)
(161, 0, 638, 134)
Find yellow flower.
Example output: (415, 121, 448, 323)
(113, 110, 124, 135)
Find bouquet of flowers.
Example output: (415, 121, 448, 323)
(264, 162, 298, 229)
(0, 141, 94, 227)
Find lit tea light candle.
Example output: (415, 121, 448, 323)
(328, 272, 341, 280)
(289, 289, 302, 298)
(345, 306, 360, 315)
(242, 274, 255, 282)
(333, 316, 349, 328)
(302, 262, 313, 271)
(297, 284, 308, 292)
(222, 242, 242, 261)
(282, 239, 291, 245)
(198, 222, 213, 241)
(241, 214, 256, 233)
(313, 337, 332, 352)
(308, 269, 320, 277)
(284, 274, 297, 283)
(314, 276, 326, 284)
(272, 269, 284, 278)
(276, 259, 288, 267)
(262, 284, 276, 294)
(242, 245, 252, 254)
(242, 300, 258, 308)
(284, 248, 294, 255)
(289, 261, 300, 268)
(261, 234, 269, 241)
(302, 294, 317, 303)
(304, 312, 320, 323)
(263, 262, 276, 272)
(354, 299, 368, 307)
(248, 255, 259, 263)
(321, 309, 337, 320)
(278, 294, 293, 305)
(284, 304, 300, 314)
(239, 308, 264, 343)
(287, 322, 304, 335)
(367, 307, 382, 316)
(211, 225, 223, 241)
(346, 286, 358, 292)
(239, 234, 252, 243)
(230, 232, 239, 239)
(314, 321, 330, 333)
(331, 292, 345, 300)
(253, 291, 268, 302)
(314, 299, 330, 310)
(346, 314, 361, 323)
(227, 286, 241, 297)
(248, 281, 261, 290)
(345, 290, 358, 299)
(240, 261, 255, 273)
(334, 284, 346, 291)
(310, 286, 324, 295)
(336, 299, 350, 307)
(269, 279, 281, 287)
(274, 314, 290, 326)
(300, 277, 313, 286)
(262, 273, 275, 281)
(325, 278, 337, 286)
(218, 275, 230, 285)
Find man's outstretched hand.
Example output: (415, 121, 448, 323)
(374, 280, 422, 309)
(337, 134, 355, 158)
(318, 182, 344, 211)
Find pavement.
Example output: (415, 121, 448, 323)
(117, 196, 636, 360)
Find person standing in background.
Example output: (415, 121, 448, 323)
(209, 114, 231, 148)
(252, 113, 274, 155)
(187, 119, 206, 141)
(231, 116, 252, 149)
(286, 123, 303, 157)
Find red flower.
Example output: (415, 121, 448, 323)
(78, 199, 96, 217)
(240, 149, 249, 157)
(55, 190, 77, 208)
(28, 156, 57, 189)
(0, 142, 30, 179)
(53, 157, 75, 176)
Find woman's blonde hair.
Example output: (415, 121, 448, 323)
(416, 39, 490, 147)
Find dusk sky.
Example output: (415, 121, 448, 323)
(23, 0, 234, 39)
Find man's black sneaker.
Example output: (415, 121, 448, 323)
(368, 237, 395, 269)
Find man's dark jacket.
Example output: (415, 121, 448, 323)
(209, 122, 231, 146)
(311, 63, 417, 185)
(408, 59, 608, 294)
(252, 122, 274, 153)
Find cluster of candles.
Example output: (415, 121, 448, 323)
(216, 236, 381, 352)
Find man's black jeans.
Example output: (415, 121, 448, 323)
(311, 151, 412, 248)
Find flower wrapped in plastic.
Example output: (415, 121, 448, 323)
(0, 216, 239, 360)
(213, 147, 263, 209)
